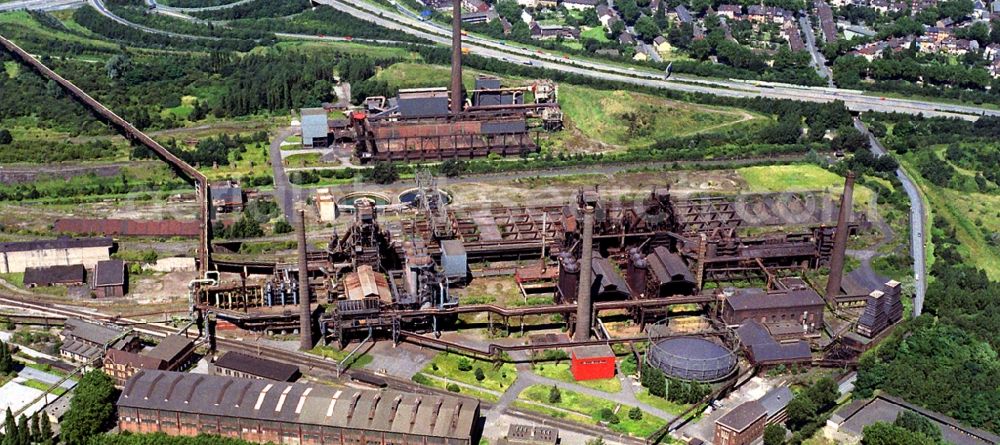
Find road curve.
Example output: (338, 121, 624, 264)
(854, 117, 926, 317)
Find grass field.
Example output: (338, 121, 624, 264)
(519, 384, 665, 436)
(557, 84, 762, 150)
(0, 273, 25, 288)
(3, 61, 18, 78)
(273, 40, 419, 60)
(422, 352, 518, 393)
(284, 152, 325, 168)
(308, 345, 374, 369)
(900, 157, 1000, 279)
(531, 362, 622, 393)
(162, 95, 199, 120)
(634, 388, 691, 416)
(411, 372, 500, 402)
(738, 164, 876, 208)
(0, 11, 119, 53)
(375, 63, 482, 91)
(580, 26, 609, 42)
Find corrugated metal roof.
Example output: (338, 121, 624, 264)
(24, 264, 85, 286)
(54, 219, 200, 238)
(94, 260, 125, 287)
(119, 370, 480, 440)
(735, 320, 812, 364)
(301, 108, 330, 142)
(398, 92, 450, 118)
(214, 352, 301, 382)
(145, 335, 193, 364)
(0, 237, 112, 253)
(647, 246, 695, 284)
(726, 287, 824, 311)
(592, 257, 629, 297)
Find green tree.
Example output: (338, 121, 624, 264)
(474, 367, 485, 381)
(2, 408, 16, 445)
(0, 340, 12, 375)
(16, 415, 28, 445)
(29, 414, 39, 444)
(764, 423, 786, 445)
(61, 370, 117, 445)
(862, 422, 937, 445)
(446, 383, 461, 392)
(628, 406, 643, 420)
(805, 377, 840, 412)
(105, 54, 132, 81)
(634, 15, 660, 42)
(785, 394, 817, 430)
(272, 219, 293, 235)
(0, 130, 11, 145)
(894, 411, 941, 443)
(38, 413, 53, 445)
(548, 385, 562, 403)
(364, 162, 399, 184)
(586, 438, 606, 445)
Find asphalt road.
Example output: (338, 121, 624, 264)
(854, 117, 926, 317)
(269, 127, 299, 222)
(82, 0, 1000, 120)
(798, 13, 834, 87)
(0, 0, 84, 12)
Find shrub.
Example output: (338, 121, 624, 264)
(548, 385, 562, 404)
(457, 358, 473, 372)
(474, 367, 485, 381)
(446, 383, 461, 393)
(628, 406, 643, 421)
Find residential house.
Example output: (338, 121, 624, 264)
(60, 318, 141, 364)
(816, 0, 838, 42)
(653, 35, 671, 52)
(675, 5, 694, 23)
(717, 4, 742, 18)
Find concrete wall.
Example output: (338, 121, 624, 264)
(1, 246, 110, 274)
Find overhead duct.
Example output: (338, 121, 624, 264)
(298, 209, 313, 350)
(825, 171, 855, 302)
(574, 206, 595, 341)
(450, 0, 463, 115)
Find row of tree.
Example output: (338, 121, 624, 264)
(1, 410, 54, 445)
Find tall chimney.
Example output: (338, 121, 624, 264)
(297, 209, 313, 350)
(451, 0, 463, 115)
(825, 171, 855, 302)
(574, 206, 595, 341)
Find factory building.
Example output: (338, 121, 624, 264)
(569, 344, 616, 381)
(211, 351, 301, 382)
(59, 319, 141, 364)
(301, 108, 330, 148)
(92, 259, 127, 298)
(627, 246, 696, 298)
(714, 386, 792, 445)
(103, 334, 196, 387)
(0, 237, 112, 274)
(23, 264, 85, 288)
(735, 320, 812, 367)
(211, 182, 245, 214)
(117, 370, 482, 445)
(501, 425, 558, 445)
(721, 285, 825, 338)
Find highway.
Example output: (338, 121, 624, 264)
(0, 0, 84, 12)
(854, 117, 926, 317)
(79, 0, 999, 120)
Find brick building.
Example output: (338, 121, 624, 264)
(103, 335, 196, 387)
(721, 286, 825, 338)
(60, 319, 141, 364)
(117, 370, 481, 445)
(714, 400, 767, 445)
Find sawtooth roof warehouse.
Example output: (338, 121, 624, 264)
(117, 370, 482, 445)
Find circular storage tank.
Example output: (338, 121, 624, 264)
(398, 188, 453, 207)
(647, 337, 737, 382)
(336, 192, 392, 212)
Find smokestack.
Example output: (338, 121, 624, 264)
(297, 210, 313, 350)
(825, 171, 855, 302)
(450, 0, 463, 115)
(574, 206, 595, 341)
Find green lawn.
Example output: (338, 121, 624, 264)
(22, 379, 67, 396)
(557, 83, 761, 150)
(3, 61, 18, 78)
(422, 352, 517, 393)
(411, 372, 500, 402)
(284, 152, 324, 168)
(161, 95, 199, 120)
(580, 26, 609, 42)
(308, 345, 374, 369)
(519, 384, 665, 437)
(738, 164, 876, 208)
(531, 362, 621, 393)
(0, 11, 119, 52)
(635, 388, 691, 416)
(375, 63, 482, 91)
(0, 273, 25, 288)
(511, 400, 594, 424)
